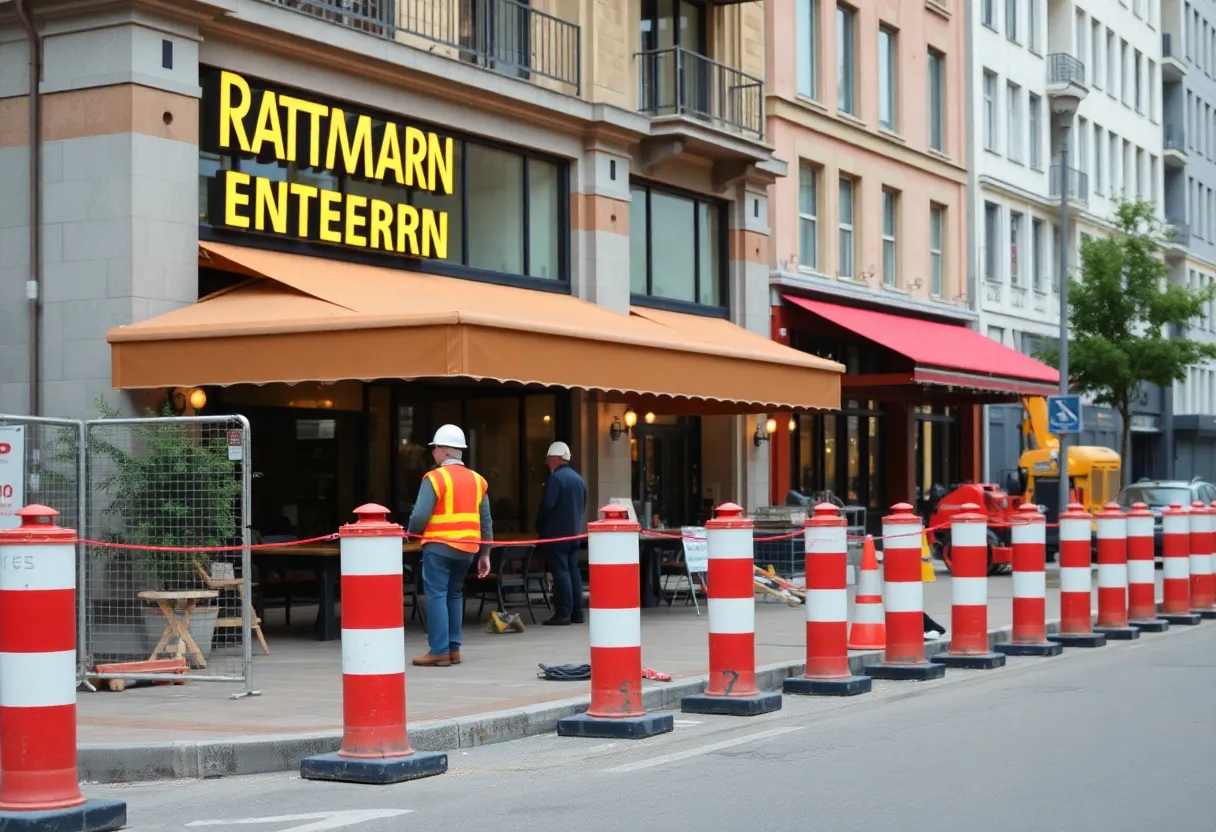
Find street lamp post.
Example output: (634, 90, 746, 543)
(1055, 110, 1075, 518)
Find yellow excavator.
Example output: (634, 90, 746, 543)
(1012, 397, 1122, 529)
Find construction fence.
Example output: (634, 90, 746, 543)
(0, 414, 254, 697)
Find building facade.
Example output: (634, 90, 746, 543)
(766, 0, 1059, 531)
(973, 0, 1170, 484)
(1162, 0, 1216, 479)
(0, 0, 847, 536)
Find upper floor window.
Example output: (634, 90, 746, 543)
(799, 162, 820, 270)
(881, 188, 899, 287)
(983, 70, 998, 151)
(837, 5, 857, 115)
(929, 205, 944, 297)
(838, 176, 855, 279)
(797, 0, 819, 100)
(878, 26, 898, 131)
(1006, 0, 1019, 42)
(927, 50, 945, 152)
(1028, 93, 1042, 168)
(629, 181, 726, 311)
(981, 0, 996, 29)
(1029, 0, 1041, 52)
(1007, 82, 1022, 161)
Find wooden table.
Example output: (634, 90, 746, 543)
(138, 589, 220, 668)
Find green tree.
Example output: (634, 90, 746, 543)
(1038, 199, 1216, 483)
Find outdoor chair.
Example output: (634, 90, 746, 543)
(473, 544, 545, 624)
(193, 557, 270, 655)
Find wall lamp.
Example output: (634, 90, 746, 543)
(167, 387, 207, 415)
(610, 407, 639, 442)
(753, 417, 778, 447)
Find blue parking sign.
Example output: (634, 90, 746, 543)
(1047, 395, 1083, 435)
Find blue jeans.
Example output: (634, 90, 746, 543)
(422, 548, 474, 656)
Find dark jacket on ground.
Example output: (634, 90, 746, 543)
(535, 463, 587, 540)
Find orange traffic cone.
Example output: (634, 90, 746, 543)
(847, 535, 886, 650)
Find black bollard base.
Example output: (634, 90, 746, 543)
(1094, 625, 1141, 640)
(1159, 612, 1202, 625)
(1128, 618, 1169, 632)
(300, 750, 447, 785)
(557, 712, 674, 739)
(993, 641, 1064, 656)
(862, 662, 947, 681)
(1047, 632, 1108, 648)
(1194, 609, 1216, 620)
(680, 691, 782, 716)
(931, 652, 1007, 669)
(783, 675, 872, 697)
(0, 799, 127, 832)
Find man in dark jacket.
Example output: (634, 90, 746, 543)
(535, 441, 588, 626)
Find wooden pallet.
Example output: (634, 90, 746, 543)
(90, 658, 189, 692)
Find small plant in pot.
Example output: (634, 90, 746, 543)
(90, 398, 244, 664)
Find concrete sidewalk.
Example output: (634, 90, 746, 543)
(75, 569, 1166, 783)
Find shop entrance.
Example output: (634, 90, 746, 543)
(915, 405, 962, 517)
(631, 417, 701, 529)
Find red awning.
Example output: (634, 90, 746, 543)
(784, 296, 1060, 397)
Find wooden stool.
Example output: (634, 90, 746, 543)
(194, 559, 270, 655)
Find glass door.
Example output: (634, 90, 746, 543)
(639, 0, 708, 117)
(630, 419, 701, 529)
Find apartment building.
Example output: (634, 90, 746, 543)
(1161, 0, 1216, 478)
(0, 0, 844, 530)
(974, 0, 1169, 482)
(763, 0, 1059, 525)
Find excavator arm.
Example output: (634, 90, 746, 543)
(1020, 397, 1059, 452)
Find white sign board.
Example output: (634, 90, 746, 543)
(680, 526, 708, 574)
(0, 425, 25, 530)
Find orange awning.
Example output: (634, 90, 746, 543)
(106, 243, 842, 413)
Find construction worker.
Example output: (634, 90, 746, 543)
(407, 424, 493, 667)
(535, 441, 587, 625)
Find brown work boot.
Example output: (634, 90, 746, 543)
(449, 650, 461, 665)
(412, 653, 451, 667)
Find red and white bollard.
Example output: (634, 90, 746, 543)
(682, 504, 781, 715)
(784, 504, 872, 696)
(1126, 503, 1169, 632)
(1048, 503, 1107, 648)
(302, 504, 446, 783)
(995, 504, 1062, 656)
(934, 505, 1005, 669)
(559, 505, 673, 738)
(1093, 503, 1140, 640)
(1161, 504, 1201, 625)
(862, 504, 946, 681)
(0, 505, 126, 831)
(1189, 502, 1216, 619)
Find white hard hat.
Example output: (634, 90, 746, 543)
(546, 441, 571, 460)
(430, 424, 467, 449)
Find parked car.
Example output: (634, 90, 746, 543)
(1116, 478, 1216, 558)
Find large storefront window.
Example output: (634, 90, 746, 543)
(629, 181, 727, 312)
(197, 68, 568, 286)
(792, 401, 884, 529)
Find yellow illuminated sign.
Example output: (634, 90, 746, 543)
(202, 68, 452, 259)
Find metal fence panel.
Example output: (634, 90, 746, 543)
(82, 416, 253, 694)
(0, 415, 87, 682)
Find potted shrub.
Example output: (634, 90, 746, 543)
(89, 399, 244, 662)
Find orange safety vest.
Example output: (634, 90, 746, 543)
(421, 464, 488, 553)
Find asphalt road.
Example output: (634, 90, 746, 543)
(87, 624, 1216, 832)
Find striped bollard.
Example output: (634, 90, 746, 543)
(1189, 502, 1216, 619)
(995, 504, 1063, 656)
(1161, 504, 1201, 625)
(862, 504, 946, 681)
(934, 505, 1005, 669)
(1126, 503, 1168, 632)
(0, 505, 126, 832)
(1092, 503, 1140, 640)
(784, 504, 872, 696)
(1048, 503, 1107, 648)
(558, 505, 673, 738)
(302, 504, 447, 783)
(682, 504, 781, 715)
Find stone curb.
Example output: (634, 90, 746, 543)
(77, 607, 1177, 784)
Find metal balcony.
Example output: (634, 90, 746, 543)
(1162, 33, 1187, 82)
(1165, 126, 1189, 169)
(262, 0, 582, 95)
(636, 47, 764, 140)
(1047, 53, 1086, 87)
(1049, 165, 1088, 205)
(1163, 220, 1190, 252)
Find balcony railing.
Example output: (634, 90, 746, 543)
(262, 0, 581, 95)
(636, 47, 764, 140)
(1165, 126, 1187, 151)
(1049, 164, 1089, 203)
(1165, 221, 1190, 247)
(1047, 53, 1087, 87)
